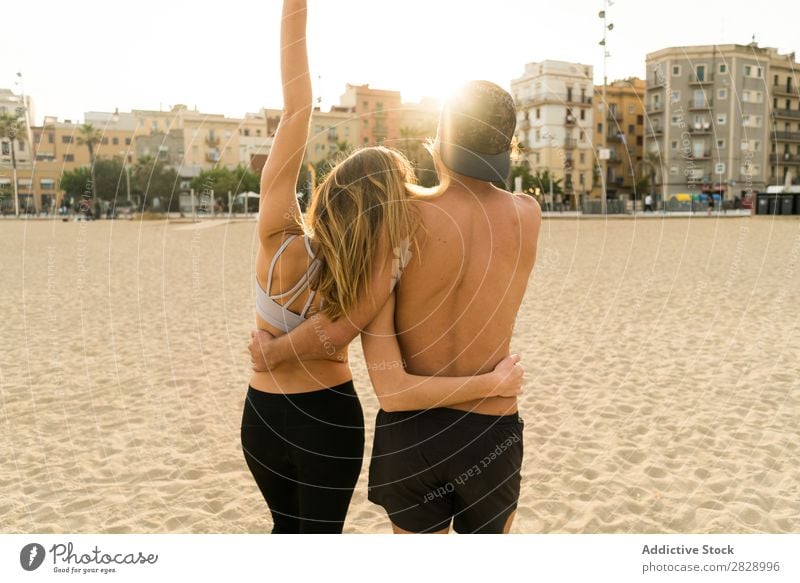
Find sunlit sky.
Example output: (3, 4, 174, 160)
(4, 0, 798, 124)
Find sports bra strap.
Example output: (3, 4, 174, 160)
(265, 235, 298, 299)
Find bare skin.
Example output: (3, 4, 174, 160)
(396, 177, 541, 417)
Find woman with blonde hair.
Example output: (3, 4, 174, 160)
(242, 0, 524, 534)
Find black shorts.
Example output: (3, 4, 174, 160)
(368, 408, 524, 533)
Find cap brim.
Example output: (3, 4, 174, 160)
(439, 141, 511, 183)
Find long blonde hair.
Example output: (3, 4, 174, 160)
(307, 146, 419, 321)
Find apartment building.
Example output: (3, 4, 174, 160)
(339, 84, 402, 147)
(512, 60, 595, 207)
(0, 88, 35, 211)
(593, 78, 646, 198)
(645, 42, 800, 201)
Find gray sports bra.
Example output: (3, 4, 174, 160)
(255, 234, 412, 334)
(255, 234, 321, 333)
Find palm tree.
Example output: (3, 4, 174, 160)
(76, 123, 103, 202)
(0, 112, 27, 216)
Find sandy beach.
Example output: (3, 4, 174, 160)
(1, 216, 798, 534)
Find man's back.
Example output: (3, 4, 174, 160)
(395, 181, 541, 415)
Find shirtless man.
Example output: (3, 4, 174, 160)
(250, 81, 542, 533)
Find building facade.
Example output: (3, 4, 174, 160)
(645, 43, 800, 201)
(593, 78, 645, 199)
(512, 60, 595, 207)
(339, 84, 402, 147)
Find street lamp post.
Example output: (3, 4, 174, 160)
(599, 2, 614, 215)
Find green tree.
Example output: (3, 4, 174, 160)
(76, 123, 103, 203)
(531, 169, 563, 197)
(59, 166, 92, 205)
(190, 165, 259, 210)
(131, 156, 179, 211)
(0, 112, 28, 216)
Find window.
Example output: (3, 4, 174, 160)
(536, 108, 541, 119)
(628, 124, 634, 134)
(716, 113, 727, 125)
(535, 129, 541, 141)
(695, 65, 706, 81)
(636, 136, 643, 145)
(717, 88, 727, 100)
(101, 137, 108, 145)
(597, 123, 602, 133)
(40, 179, 55, 189)
(1, 141, 8, 155)
(18, 141, 24, 152)
(362, 101, 369, 110)
(61, 135, 73, 144)
(580, 131, 585, 141)
(671, 115, 682, 125)
(717, 139, 725, 149)
(637, 115, 643, 125)
(670, 90, 681, 102)
(125, 138, 131, 145)
(579, 173, 585, 185)
(670, 165, 679, 175)
(744, 65, 752, 76)
(628, 105, 635, 114)
(224, 130, 232, 139)
(48, 133, 54, 144)
(63, 154, 74, 162)
(112, 137, 119, 145)
(256, 129, 262, 136)
(671, 140, 679, 150)
(580, 109, 585, 120)
(672, 65, 681, 76)
(579, 152, 585, 163)
(719, 63, 728, 74)
(743, 115, 762, 127)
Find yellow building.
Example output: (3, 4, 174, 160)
(593, 77, 646, 199)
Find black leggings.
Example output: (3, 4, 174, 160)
(241, 381, 364, 533)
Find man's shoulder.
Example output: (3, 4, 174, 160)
(512, 193, 543, 222)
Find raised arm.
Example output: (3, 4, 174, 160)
(257, 0, 312, 244)
(360, 295, 523, 412)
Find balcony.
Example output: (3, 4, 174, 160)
(648, 127, 663, 138)
(646, 103, 664, 114)
(206, 135, 220, 146)
(688, 123, 712, 134)
(770, 153, 800, 165)
(772, 84, 796, 97)
(565, 115, 577, 126)
(607, 155, 622, 164)
(563, 137, 577, 149)
(686, 151, 712, 160)
(564, 159, 574, 170)
(607, 110, 620, 121)
(772, 130, 800, 142)
(611, 177, 625, 186)
(607, 132, 624, 143)
(773, 107, 800, 119)
(568, 96, 593, 107)
(688, 73, 714, 86)
(688, 98, 713, 111)
(206, 149, 221, 163)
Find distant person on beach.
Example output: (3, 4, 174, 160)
(707, 193, 715, 216)
(251, 75, 542, 533)
(644, 194, 653, 213)
(242, 0, 524, 535)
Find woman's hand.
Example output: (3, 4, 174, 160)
(490, 354, 525, 398)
